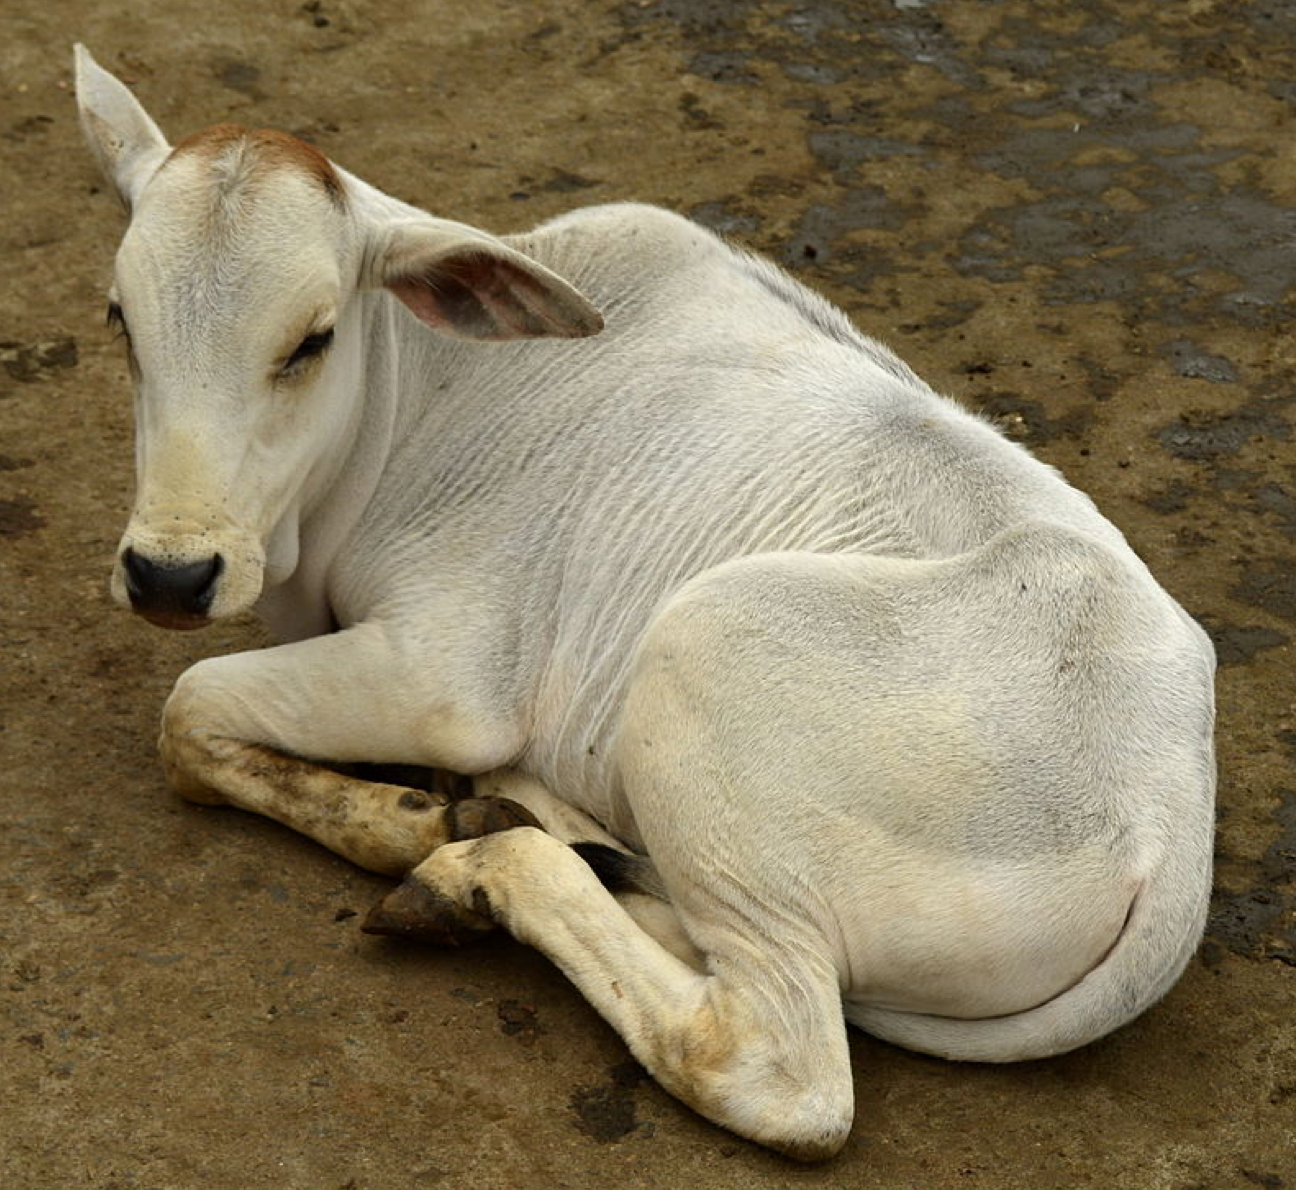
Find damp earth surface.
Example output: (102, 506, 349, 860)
(1, 1, 1294, 1186)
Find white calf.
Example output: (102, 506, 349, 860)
(76, 46, 1215, 1160)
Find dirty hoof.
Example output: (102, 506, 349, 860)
(361, 877, 495, 946)
(445, 796, 542, 841)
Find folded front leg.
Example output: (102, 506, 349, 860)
(168, 735, 542, 873)
(158, 621, 537, 874)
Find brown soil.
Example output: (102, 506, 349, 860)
(2, 1, 1293, 1186)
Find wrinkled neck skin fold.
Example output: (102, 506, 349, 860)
(253, 181, 410, 641)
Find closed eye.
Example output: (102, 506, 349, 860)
(281, 327, 334, 375)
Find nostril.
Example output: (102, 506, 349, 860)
(193, 553, 223, 610)
(121, 548, 224, 617)
(121, 546, 149, 601)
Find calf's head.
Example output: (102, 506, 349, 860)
(75, 46, 601, 629)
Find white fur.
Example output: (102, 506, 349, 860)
(76, 46, 1216, 1160)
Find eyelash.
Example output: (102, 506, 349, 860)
(104, 306, 334, 377)
(282, 328, 335, 374)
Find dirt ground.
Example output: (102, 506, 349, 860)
(1, 0, 1294, 1186)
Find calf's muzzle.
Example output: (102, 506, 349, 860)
(122, 546, 223, 629)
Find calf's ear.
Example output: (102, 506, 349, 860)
(74, 44, 170, 211)
(371, 219, 604, 341)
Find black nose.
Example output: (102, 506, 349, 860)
(122, 548, 224, 620)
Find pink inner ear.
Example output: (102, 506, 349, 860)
(387, 251, 600, 341)
(388, 262, 523, 340)
(388, 275, 454, 330)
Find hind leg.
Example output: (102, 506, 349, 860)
(362, 569, 860, 1154)
(470, 772, 704, 965)
(368, 826, 852, 1159)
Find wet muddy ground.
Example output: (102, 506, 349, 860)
(1, 0, 1294, 1186)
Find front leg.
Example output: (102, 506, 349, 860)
(159, 622, 535, 874)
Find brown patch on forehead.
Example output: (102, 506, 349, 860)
(167, 123, 344, 205)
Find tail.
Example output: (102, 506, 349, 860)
(571, 841, 669, 900)
(845, 829, 1213, 1063)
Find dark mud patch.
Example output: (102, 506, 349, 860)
(1248, 483, 1296, 541)
(1231, 564, 1296, 622)
(611, 0, 764, 84)
(1155, 398, 1293, 462)
(806, 128, 924, 182)
(783, 187, 910, 270)
(536, 170, 602, 194)
(768, 1, 979, 89)
(1139, 478, 1198, 515)
(510, 170, 603, 202)
(496, 998, 544, 1045)
(973, 392, 1091, 444)
(211, 56, 264, 98)
(1172, 526, 1213, 552)
(953, 188, 1296, 324)
(619, 0, 1296, 337)
(3, 113, 54, 143)
(1199, 618, 1289, 667)
(1076, 357, 1119, 402)
(1161, 339, 1239, 385)
(570, 1060, 651, 1143)
(1239, 1170, 1288, 1190)
(0, 497, 44, 536)
(1, 336, 78, 384)
(1208, 788, 1296, 967)
(949, 15, 1296, 324)
(902, 298, 981, 334)
(689, 198, 761, 237)
(942, 5, 1296, 325)
(679, 90, 724, 131)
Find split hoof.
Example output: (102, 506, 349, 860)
(444, 796, 541, 841)
(362, 877, 495, 947)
